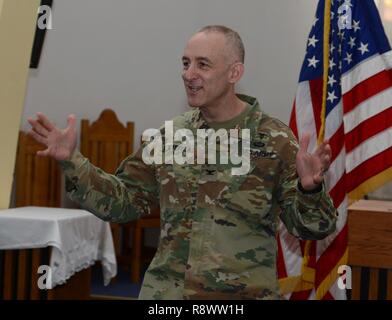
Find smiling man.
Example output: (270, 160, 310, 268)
(182, 26, 246, 121)
(28, 25, 337, 299)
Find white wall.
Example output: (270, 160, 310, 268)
(21, 0, 318, 144)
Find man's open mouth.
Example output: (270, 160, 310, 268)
(187, 85, 203, 93)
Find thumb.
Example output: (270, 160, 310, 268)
(37, 149, 50, 157)
(67, 114, 76, 129)
(299, 132, 310, 153)
(313, 173, 324, 185)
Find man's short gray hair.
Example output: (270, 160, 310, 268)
(198, 25, 245, 63)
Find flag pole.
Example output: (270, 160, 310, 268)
(293, 0, 333, 300)
(318, 0, 332, 145)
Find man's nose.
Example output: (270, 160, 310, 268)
(183, 64, 198, 81)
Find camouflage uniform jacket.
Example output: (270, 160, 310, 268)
(59, 94, 337, 300)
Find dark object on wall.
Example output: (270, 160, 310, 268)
(30, 0, 53, 69)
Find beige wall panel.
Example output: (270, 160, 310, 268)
(0, 0, 40, 208)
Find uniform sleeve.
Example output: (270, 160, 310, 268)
(58, 145, 159, 223)
(276, 130, 337, 240)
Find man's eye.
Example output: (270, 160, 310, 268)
(183, 62, 189, 69)
(199, 62, 209, 69)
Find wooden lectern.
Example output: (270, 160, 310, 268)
(348, 199, 392, 300)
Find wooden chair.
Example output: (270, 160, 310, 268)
(129, 207, 160, 283)
(80, 109, 134, 260)
(347, 199, 392, 300)
(15, 131, 61, 207)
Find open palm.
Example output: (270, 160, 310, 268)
(27, 113, 77, 161)
(296, 133, 332, 191)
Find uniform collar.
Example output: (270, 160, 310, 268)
(185, 94, 263, 139)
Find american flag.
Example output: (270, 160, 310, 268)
(278, 0, 392, 299)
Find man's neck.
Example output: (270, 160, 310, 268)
(200, 94, 247, 123)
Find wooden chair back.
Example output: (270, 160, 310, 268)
(348, 200, 392, 300)
(80, 109, 134, 259)
(80, 109, 134, 174)
(15, 132, 61, 207)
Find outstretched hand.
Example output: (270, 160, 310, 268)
(27, 113, 77, 161)
(296, 132, 332, 191)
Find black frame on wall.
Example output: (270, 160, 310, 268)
(30, 0, 53, 69)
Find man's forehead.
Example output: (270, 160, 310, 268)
(183, 32, 228, 60)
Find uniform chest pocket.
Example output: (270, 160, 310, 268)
(156, 163, 196, 213)
(218, 159, 280, 224)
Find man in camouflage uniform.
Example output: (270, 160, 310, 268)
(28, 25, 337, 299)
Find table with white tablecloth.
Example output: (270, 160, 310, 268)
(0, 206, 117, 295)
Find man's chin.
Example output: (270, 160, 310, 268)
(188, 104, 202, 109)
(187, 100, 204, 108)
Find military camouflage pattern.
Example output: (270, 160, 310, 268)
(59, 94, 337, 299)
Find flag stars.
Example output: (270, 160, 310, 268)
(308, 35, 319, 47)
(327, 91, 338, 103)
(330, 43, 335, 54)
(352, 20, 361, 32)
(312, 17, 319, 27)
(348, 36, 356, 49)
(338, 30, 345, 41)
(338, 44, 342, 54)
(344, 52, 353, 64)
(329, 58, 337, 70)
(308, 55, 319, 68)
(337, 29, 343, 38)
(358, 42, 369, 55)
(328, 75, 337, 87)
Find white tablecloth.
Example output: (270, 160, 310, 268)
(0, 207, 117, 288)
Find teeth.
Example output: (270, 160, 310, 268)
(189, 86, 202, 92)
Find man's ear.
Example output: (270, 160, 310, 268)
(228, 63, 244, 84)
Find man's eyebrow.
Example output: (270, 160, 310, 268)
(181, 56, 213, 64)
(196, 57, 213, 64)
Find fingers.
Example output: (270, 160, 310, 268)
(27, 117, 49, 137)
(322, 154, 331, 170)
(314, 140, 332, 166)
(299, 132, 311, 153)
(315, 139, 330, 155)
(36, 112, 55, 132)
(27, 129, 47, 146)
(323, 143, 332, 159)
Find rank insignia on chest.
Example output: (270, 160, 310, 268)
(250, 149, 276, 159)
(200, 166, 218, 181)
